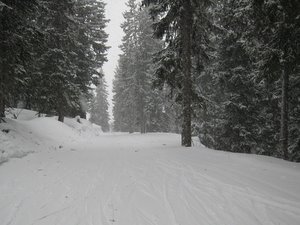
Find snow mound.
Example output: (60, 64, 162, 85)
(64, 116, 103, 138)
(0, 109, 103, 164)
(0, 119, 38, 164)
(24, 117, 80, 145)
(5, 108, 44, 120)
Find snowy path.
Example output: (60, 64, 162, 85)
(1, 133, 300, 225)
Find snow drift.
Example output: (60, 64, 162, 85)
(0, 109, 102, 164)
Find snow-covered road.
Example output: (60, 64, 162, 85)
(1, 133, 300, 225)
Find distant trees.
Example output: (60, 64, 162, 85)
(90, 77, 110, 132)
(113, 0, 171, 133)
(0, 0, 109, 122)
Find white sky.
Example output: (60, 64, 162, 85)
(102, 0, 127, 122)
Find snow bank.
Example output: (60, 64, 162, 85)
(0, 119, 37, 164)
(0, 109, 102, 164)
(64, 116, 103, 138)
(5, 108, 43, 120)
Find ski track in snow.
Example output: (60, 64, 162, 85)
(1, 133, 300, 225)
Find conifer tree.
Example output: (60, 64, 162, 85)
(113, 0, 168, 133)
(32, 0, 108, 121)
(142, 0, 213, 146)
(250, 0, 300, 159)
(197, 0, 259, 153)
(0, 0, 39, 119)
(90, 77, 110, 132)
(195, 0, 299, 161)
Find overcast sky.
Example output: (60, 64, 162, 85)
(102, 0, 127, 121)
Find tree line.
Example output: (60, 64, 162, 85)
(0, 0, 109, 122)
(113, 0, 181, 134)
(113, 0, 299, 161)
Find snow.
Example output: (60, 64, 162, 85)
(1, 110, 300, 225)
(5, 108, 43, 121)
(1, 109, 102, 164)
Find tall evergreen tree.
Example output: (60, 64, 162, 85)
(195, 0, 299, 161)
(249, 0, 300, 159)
(74, 0, 109, 93)
(31, 0, 108, 121)
(142, 0, 213, 146)
(113, 0, 168, 133)
(90, 77, 110, 132)
(34, 0, 79, 122)
(0, 0, 39, 120)
(113, 0, 138, 132)
(197, 0, 259, 153)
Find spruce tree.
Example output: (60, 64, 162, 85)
(32, 0, 108, 121)
(113, 0, 167, 133)
(90, 77, 110, 132)
(0, 0, 39, 119)
(194, 0, 299, 161)
(34, 0, 79, 122)
(250, 0, 300, 159)
(142, 0, 213, 146)
(199, 0, 258, 153)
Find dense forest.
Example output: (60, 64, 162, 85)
(1, 0, 299, 161)
(113, 0, 300, 161)
(0, 0, 109, 122)
(113, 0, 180, 134)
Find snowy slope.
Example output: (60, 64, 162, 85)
(0, 109, 102, 164)
(1, 131, 300, 225)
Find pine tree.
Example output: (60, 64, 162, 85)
(72, 0, 109, 118)
(31, 0, 108, 121)
(90, 77, 110, 132)
(250, 0, 300, 159)
(113, 0, 168, 133)
(142, 0, 213, 146)
(0, 0, 39, 119)
(194, 0, 299, 161)
(134, 6, 165, 133)
(74, 0, 109, 90)
(198, 0, 259, 153)
(112, 0, 138, 132)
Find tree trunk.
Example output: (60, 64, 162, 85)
(280, 67, 289, 159)
(140, 106, 146, 134)
(58, 112, 64, 122)
(140, 118, 145, 134)
(58, 107, 65, 122)
(181, 0, 193, 147)
(0, 42, 5, 120)
(0, 93, 5, 119)
(79, 109, 86, 119)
